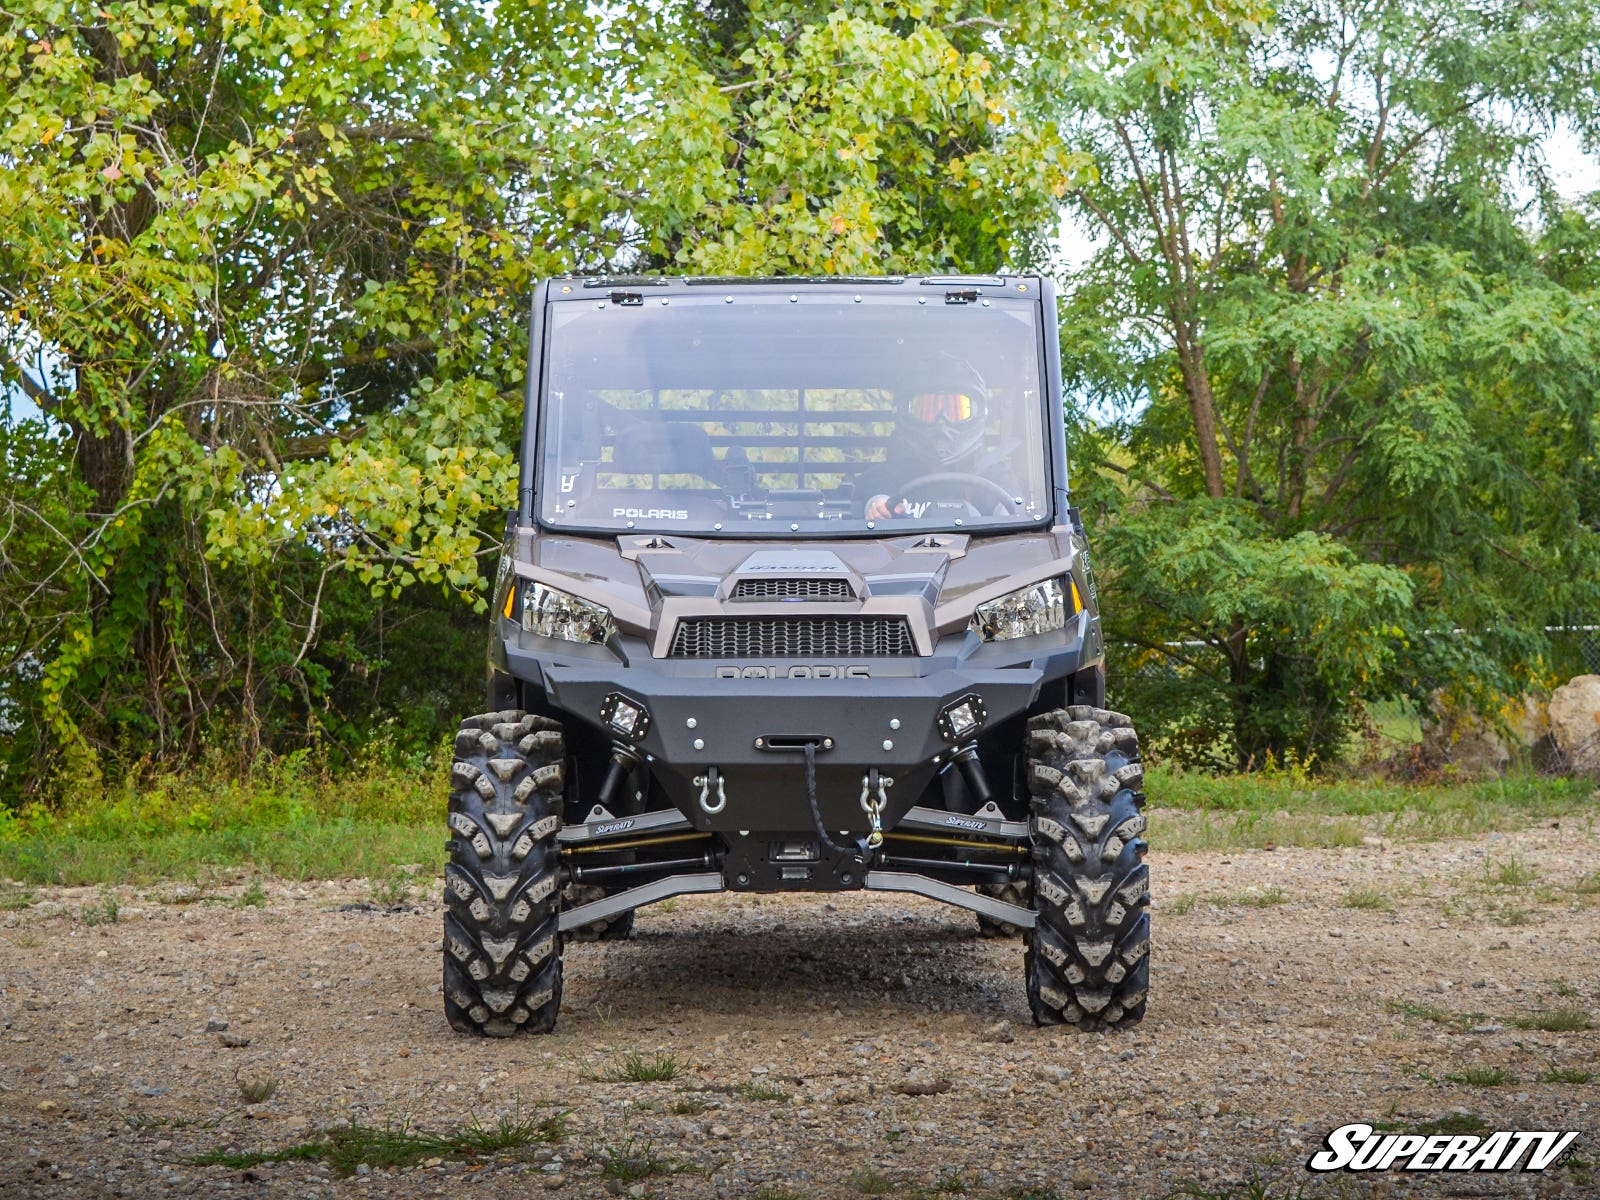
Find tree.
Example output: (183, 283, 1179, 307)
(0, 0, 1106, 794)
(1056, 0, 1600, 767)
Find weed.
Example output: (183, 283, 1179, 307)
(1495, 906, 1532, 927)
(81, 888, 119, 926)
(1550, 979, 1580, 997)
(670, 1095, 709, 1115)
(598, 1136, 685, 1181)
(850, 1167, 895, 1195)
(657, 898, 678, 914)
(366, 866, 417, 908)
(750, 1188, 805, 1200)
(1384, 1000, 1485, 1033)
(1538, 1066, 1596, 1084)
(932, 1170, 970, 1193)
(193, 1107, 563, 1175)
(1167, 893, 1197, 915)
(1443, 1067, 1513, 1087)
(1481, 855, 1537, 889)
(236, 1076, 279, 1104)
(0, 887, 34, 911)
(1574, 872, 1600, 895)
(603, 1050, 682, 1083)
(122, 1111, 226, 1130)
(1165, 1176, 1316, 1199)
(234, 880, 268, 909)
(1215, 886, 1289, 908)
(9, 928, 43, 948)
(737, 1081, 790, 1103)
(1341, 887, 1394, 912)
(1512, 1007, 1594, 1032)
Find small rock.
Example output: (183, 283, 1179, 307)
(1072, 1166, 1098, 1190)
(205, 1017, 229, 1033)
(1033, 1064, 1071, 1084)
(979, 1020, 1015, 1044)
(218, 1033, 252, 1048)
(710, 1124, 732, 1139)
(35, 1100, 59, 1114)
(891, 1074, 953, 1096)
(544, 1175, 564, 1190)
(1467, 1024, 1503, 1035)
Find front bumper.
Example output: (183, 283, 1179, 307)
(539, 664, 1044, 832)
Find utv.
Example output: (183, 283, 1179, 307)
(444, 275, 1148, 1036)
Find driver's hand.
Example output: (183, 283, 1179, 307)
(866, 494, 894, 521)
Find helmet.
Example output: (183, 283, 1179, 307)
(903, 357, 988, 466)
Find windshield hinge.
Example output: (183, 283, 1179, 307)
(944, 289, 979, 305)
(609, 291, 644, 307)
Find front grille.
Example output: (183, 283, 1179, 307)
(732, 577, 853, 601)
(670, 616, 917, 658)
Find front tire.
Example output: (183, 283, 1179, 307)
(443, 710, 565, 1036)
(1024, 706, 1149, 1030)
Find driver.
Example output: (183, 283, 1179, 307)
(858, 365, 1018, 521)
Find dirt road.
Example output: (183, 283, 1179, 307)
(2, 823, 1597, 1199)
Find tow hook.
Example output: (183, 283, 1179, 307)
(859, 769, 891, 849)
(695, 767, 727, 815)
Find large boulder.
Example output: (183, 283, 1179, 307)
(1421, 691, 1551, 778)
(1549, 675, 1600, 776)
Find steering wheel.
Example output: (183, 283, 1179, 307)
(891, 472, 1022, 517)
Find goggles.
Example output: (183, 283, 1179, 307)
(909, 392, 975, 424)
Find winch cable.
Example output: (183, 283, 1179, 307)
(803, 741, 871, 862)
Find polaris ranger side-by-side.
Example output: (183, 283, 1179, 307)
(444, 275, 1148, 1035)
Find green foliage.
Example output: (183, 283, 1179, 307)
(0, 0, 1135, 790)
(1062, 0, 1600, 768)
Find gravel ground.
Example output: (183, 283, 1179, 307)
(2, 822, 1597, 1200)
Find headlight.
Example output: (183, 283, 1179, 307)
(520, 580, 616, 644)
(968, 577, 1076, 642)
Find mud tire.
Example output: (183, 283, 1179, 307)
(1024, 705, 1149, 1030)
(562, 884, 636, 942)
(443, 710, 565, 1036)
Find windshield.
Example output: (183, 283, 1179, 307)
(537, 290, 1050, 535)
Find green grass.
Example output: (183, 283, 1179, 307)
(600, 1050, 683, 1083)
(1216, 886, 1289, 908)
(1512, 1007, 1594, 1032)
(1384, 1000, 1487, 1033)
(4, 753, 1594, 888)
(1152, 766, 1595, 852)
(193, 1107, 564, 1175)
(750, 1188, 806, 1200)
(850, 1168, 895, 1195)
(670, 1095, 710, 1115)
(1342, 886, 1394, 911)
(598, 1136, 690, 1182)
(737, 1081, 790, 1103)
(1539, 1066, 1596, 1084)
(1480, 855, 1538, 889)
(1443, 1067, 1514, 1087)
(0, 748, 443, 886)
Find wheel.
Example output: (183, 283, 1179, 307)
(1024, 705, 1149, 1029)
(562, 883, 636, 942)
(443, 710, 565, 1036)
(976, 881, 1029, 938)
